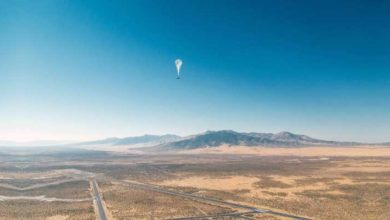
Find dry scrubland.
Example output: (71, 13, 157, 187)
(154, 157, 390, 220)
(93, 155, 389, 220)
(0, 180, 90, 199)
(100, 182, 233, 219)
(0, 176, 71, 188)
(185, 145, 390, 157)
(24, 180, 91, 199)
(0, 201, 94, 220)
(0, 150, 389, 220)
(0, 172, 93, 220)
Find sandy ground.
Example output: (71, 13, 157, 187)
(46, 216, 68, 220)
(159, 175, 338, 200)
(158, 158, 390, 201)
(160, 176, 259, 191)
(183, 145, 390, 157)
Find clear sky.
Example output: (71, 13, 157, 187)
(1, 0, 389, 142)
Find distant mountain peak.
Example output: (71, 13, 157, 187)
(275, 131, 295, 136)
(204, 130, 237, 134)
(64, 130, 386, 151)
(165, 130, 361, 149)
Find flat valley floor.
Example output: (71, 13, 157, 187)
(0, 150, 389, 220)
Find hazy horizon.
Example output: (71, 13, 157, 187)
(1, 0, 390, 143)
(1, 129, 389, 145)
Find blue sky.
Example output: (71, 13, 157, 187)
(0, 0, 389, 142)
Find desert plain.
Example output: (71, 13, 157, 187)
(0, 146, 389, 220)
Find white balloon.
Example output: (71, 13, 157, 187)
(175, 59, 183, 79)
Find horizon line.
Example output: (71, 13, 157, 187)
(1, 130, 389, 146)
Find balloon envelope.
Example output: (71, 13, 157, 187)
(175, 59, 183, 74)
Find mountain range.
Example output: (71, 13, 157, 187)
(2, 131, 387, 149)
(73, 130, 381, 150)
(165, 130, 362, 149)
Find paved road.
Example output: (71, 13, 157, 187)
(91, 179, 108, 220)
(122, 181, 311, 220)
